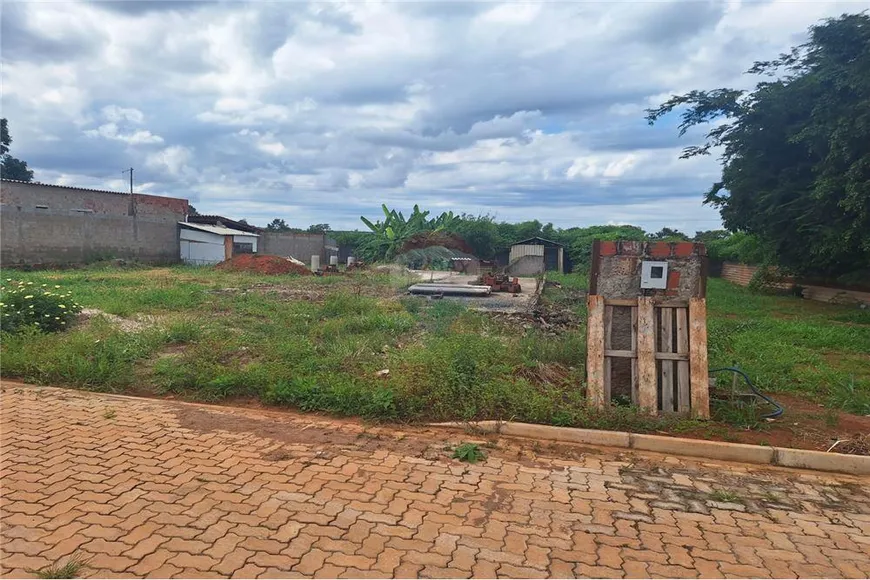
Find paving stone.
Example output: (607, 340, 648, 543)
(2, 385, 869, 579)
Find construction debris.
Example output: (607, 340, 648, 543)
(478, 272, 522, 293)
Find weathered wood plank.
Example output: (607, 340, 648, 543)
(631, 306, 638, 405)
(604, 305, 613, 405)
(660, 307, 674, 413)
(636, 297, 657, 414)
(676, 307, 691, 413)
(586, 294, 606, 409)
(689, 297, 710, 419)
(605, 298, 688, 307)
(604, 349, 688, 361)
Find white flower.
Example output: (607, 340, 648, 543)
(54, 285, 61, 289)
(24, 295, 33, 299)
(59, 305, 66, 309)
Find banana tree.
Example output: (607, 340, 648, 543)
(359, 205, 461, 261)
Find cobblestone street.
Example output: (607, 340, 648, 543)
(2, 384, 869, 579)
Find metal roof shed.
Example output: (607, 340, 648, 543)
(178, 222, 259, 265)
(509, 237, 565, 274)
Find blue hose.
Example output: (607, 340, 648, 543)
(708, 367, 784, 419)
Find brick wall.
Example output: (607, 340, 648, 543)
(591, 240, 707, 299)
(719, 262, 870, 306)
(1, 180, 188, 266)
(720, 262, 759, 287)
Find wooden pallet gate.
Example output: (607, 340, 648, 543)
(586, 241, 710, 418)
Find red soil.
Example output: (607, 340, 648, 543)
(216, 254, 312, 275)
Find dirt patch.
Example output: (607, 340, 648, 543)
(486, 305, 581, 335)
(173, 404, 449, 460)
(77, 308, 155, 332)
(670, 392, 870, 455)
(170, 403, 615, 469)
(211, 280, 398, 302)
(216, 254, 313, 275)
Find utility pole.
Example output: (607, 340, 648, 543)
(122, 167, 133, 194)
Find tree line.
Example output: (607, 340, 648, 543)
(332, 211, 745, 270)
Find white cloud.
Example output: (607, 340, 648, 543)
(146, 145, 193, 176)
(2, 0, 860, 231)
(101, 105, 144, 124)
(82, 104, 163, 144)
(84, 123, 164, 145)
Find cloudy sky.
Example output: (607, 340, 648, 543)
(2, 0, 863, 232)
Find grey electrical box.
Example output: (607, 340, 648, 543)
(640, 260, 668, 289)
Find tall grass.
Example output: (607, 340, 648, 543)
(2, 265, 867, 428)
(706, 279, 870, 409)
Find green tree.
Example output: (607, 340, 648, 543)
(307, 223, 331, 233)
(359, 205, 431, 260)
(450, 214, 504, 259)
(646, 13, 870, 279)
(266, 218, 292, 232)
(692, 229, 730, 244)
(650, 227, 689, 241)
(559, 225, 647, 271)
(1, 119, 34, 182)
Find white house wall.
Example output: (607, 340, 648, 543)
(180, 228, 225, 265)
(180, 228, 220, 244)
(232, 234, 258, 252)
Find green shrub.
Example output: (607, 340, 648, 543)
(706, 232, 771, 265)
(747, 266, 794, 294)
(453, 443, 486, 463)
(0, 321, 165, 389)
(264, 376, 397, 419)
(1, 281, 82, 333)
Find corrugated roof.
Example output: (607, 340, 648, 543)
(188, 214, 262, 233)
(179, 222, 259, 237)
(512, 236, 565, 247)
(0, 178, 189, 204)
(2, 178, 132, 196)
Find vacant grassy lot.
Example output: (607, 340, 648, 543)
(1, 265, 868, 437)
(0, 266, 592, 426)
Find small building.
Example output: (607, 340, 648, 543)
(507, 237, 566, 275)
(178, 222, 259, 265)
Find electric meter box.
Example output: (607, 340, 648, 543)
(640, 260, 668, 289)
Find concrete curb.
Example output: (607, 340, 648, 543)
(430, 420, 870, 476)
